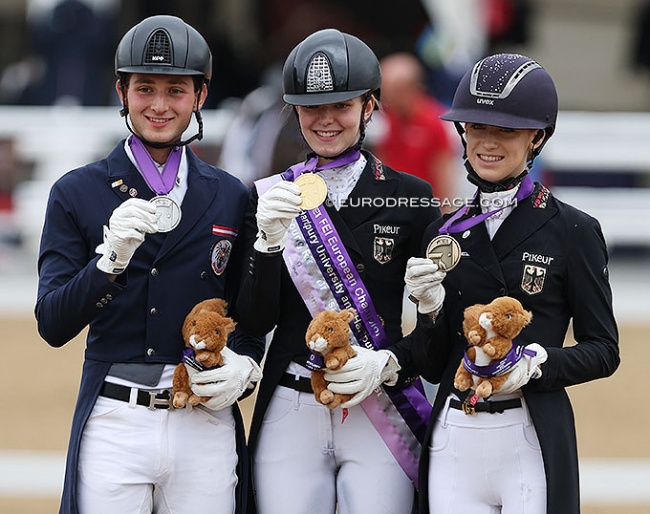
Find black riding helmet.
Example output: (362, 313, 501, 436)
(441, 53, 558, 191)
(115, 15, 212, 148)
(282, 29, 381, 156)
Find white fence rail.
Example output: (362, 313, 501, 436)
(0, 107, 648, 258)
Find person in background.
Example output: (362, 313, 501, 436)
(389, 53, 620, 513)
(373, 52, 457, 211)
(35, 15, 263, 514)
(235, 29, 441, 514)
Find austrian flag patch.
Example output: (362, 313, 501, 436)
(212, 225, 238, 238)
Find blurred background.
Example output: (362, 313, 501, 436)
(0, 0, 648, 513)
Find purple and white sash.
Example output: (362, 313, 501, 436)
(255, 158, 431, 487)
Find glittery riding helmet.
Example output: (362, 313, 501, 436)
(441, 53, 558, 157)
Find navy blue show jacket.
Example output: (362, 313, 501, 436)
(36, 142, 264, 514)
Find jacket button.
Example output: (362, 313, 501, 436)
(95, 302, 104, 308)
(499, 288, 506, 295)
(105, 294, 113, 301)
(147, 348, 156, 356)
(356, 263, 365, 273)
(151, 268, 159, 277)
(150, 308, 158, 316)
(101, 297, 108, 304)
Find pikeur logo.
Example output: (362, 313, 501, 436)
(477, 98, 494, 105)
(151, 55, 165, 61)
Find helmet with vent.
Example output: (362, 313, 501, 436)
(115, 15, 212, 83)
(282, 29, 381, 106)
(441, 53, 557, 137)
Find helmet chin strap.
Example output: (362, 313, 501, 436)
(453, 121, 538, 193)
(121, 110, 204, 149)
(119, 83, 205, 149)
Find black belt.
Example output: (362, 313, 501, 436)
(99, 381, 175, 410)
(450, 398, 521, 415)
(278, 372, 313, 393)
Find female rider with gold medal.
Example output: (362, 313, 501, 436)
(390, 54, 620, 513)
(235, 29, 445, 514)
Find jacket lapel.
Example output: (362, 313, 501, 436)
(491, 184, 558, 260)
(338, 155, 398, 231)
(105, 143, 154, 202)
(154, 149, 220, 262)
(453, 210, 507, 287)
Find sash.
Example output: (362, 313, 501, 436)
(255, 165, 431, 488)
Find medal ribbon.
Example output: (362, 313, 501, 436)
(463, 344, 537, 378)
(129, 135, 182, 195)
(282, 149, 361, 181)
(439, 175, 535, 235)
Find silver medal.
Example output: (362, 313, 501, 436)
(150, 195, 182, 232)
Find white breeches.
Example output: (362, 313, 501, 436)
(253, 384, 414, 514)
(428, 395, 546, 514)
(78, 394, 238, 514)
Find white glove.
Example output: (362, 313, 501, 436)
(405, 257, 446, 314)
(189, 346, 262, 411)
(323, 347, 401, 408)
(96, 198, 158, 274)
(495, 343, 548, 395)
(254, 181, 303, 253)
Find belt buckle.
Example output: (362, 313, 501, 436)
(461, 401, 476, 415)
(148, 390, 174, 410)
(461, 393, 479, 415)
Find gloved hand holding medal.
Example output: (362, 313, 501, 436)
(405, 235, 460, 315)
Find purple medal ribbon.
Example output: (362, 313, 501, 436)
(439, 175, 535, 235)
(463, 343, 537, 378)
(282, 149, 361, 181)
(129, 135, 182, 195)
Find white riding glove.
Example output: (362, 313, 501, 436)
(323, 347, 401, 408)
(495, 343, 548, 395)
(405, 257, 446, 314)
(189, 346, 262, 411)
(96, 198, 158, 274)
(254, 181, 303, 253)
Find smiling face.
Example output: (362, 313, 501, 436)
(295, 95, 374, 165)
(465, 123, 542, 184)
(116, 73, 206, 162)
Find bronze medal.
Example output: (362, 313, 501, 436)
(426, 235, 461, 271)
(294, 173, 328, 210)
(150, 195, 182, 233)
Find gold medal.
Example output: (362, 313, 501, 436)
(294, 173, 328, 210)
(426, 235, 461, 271)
